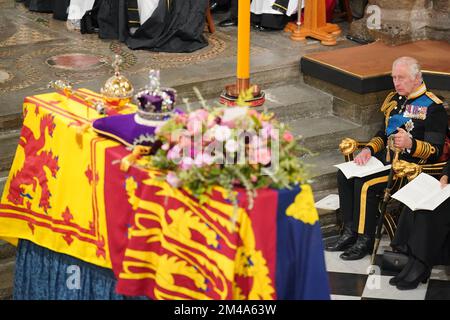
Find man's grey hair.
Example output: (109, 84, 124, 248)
(392, 56, 423, 81)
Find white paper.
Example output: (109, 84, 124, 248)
(334, 157, 391, 179)
(315, 194, 340, 210)
(391, 173, 450, 211)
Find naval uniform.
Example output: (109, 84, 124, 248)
(338, 83, 448, 243)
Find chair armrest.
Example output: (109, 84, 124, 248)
(393, 160, 448, 180)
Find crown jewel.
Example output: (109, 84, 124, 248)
(134, 70, 176, 122)
(101, 55, 134, 101)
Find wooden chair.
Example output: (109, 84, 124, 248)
(206, 1, 215, 33)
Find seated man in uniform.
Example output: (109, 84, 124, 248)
(326, 56, 448, 260)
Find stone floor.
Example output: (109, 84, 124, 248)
(0, 0, 356, 119)
(325, 235, 450, 300)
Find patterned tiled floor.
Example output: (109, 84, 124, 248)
(325, 235, 450, 300)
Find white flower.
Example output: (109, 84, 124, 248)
(214, 125, 232, 142)
(225, 139, 238, 153)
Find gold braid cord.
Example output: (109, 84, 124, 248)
(412, 140, 436, 159)
(380, 92, 398, 129)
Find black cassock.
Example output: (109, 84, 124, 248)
(86, 0, 208, 53)
(392, 163, 450, 267)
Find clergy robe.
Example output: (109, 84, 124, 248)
(89, 0, 208, 52)
(267, 0, 337, 24)
(250, 0, 299, 30)
(68, 0, 96, 20)
(18, 0, 70, 20)
(126, 0, 208, 52)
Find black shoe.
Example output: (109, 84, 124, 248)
(396, 258, 431, 290)
(339, 234, 373, 260)
(219, 18, 237, 27)
(389, 256, 415, 286)
(325, 226, 356, 252)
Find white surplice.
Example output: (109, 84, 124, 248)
(137, 0, 159, 25)
(67, 0, 96, 20)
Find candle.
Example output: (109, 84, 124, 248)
(237, 0, 251, 83)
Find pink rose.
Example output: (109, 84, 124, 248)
(248, 109, 258, 117)
(175, 114, 188, 125)
(283, 131, 294, 142)
(257, 148, 272, 165)
(189, 109, 209, 122)
(187, 120, 202, 136)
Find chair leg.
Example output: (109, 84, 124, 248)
(343, 0, 353, 23)
(206, 1, 215, 33)
(384, 212, 397, 242)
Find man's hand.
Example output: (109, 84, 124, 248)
(440, 175, 448, 189)
(354, 148, 371, 166)
(394, 128, 413, 149)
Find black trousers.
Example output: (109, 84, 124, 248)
(229, 0, 238, 19)
(392, 199, 450, 267)
(337, 169, 391, 238)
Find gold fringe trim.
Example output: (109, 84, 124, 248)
(75, 123, 91, 148)
(380, 92, 398, 130)
(120, 146, 151, 172)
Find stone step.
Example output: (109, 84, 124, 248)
(0, 113, 23, 134)
(0, 129, 20, 173)
(304, 148, 343, 192)
(163, 62, 301, 103)
(251, 83, 333, 122)
(290, 115, 369, 153)
(313, 188, 341, 239)
(0, 170, 8, 196)
(0, 63, 301, 134)
(0, 257, 15, 300)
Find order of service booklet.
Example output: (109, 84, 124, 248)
(334, 157, 391, 179)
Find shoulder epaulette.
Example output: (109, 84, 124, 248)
(425, 91, 443, 104)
